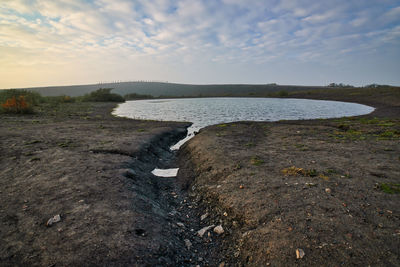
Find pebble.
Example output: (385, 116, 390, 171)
(296, 248, 305, 259)
(200, 213, 208, 221)
(184, 239, 192, 249)
(325, 188, 331, 193)
(214, 225, 224, 235)
(219, 262, 225, 267)
(197, 225, 215, 237)
(46, 214, 61, 227)
(177, 222, 185, 227)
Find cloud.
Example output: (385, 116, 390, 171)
(0, 0, 399, 88)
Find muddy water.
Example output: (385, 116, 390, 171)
(114, 97, 374, 177)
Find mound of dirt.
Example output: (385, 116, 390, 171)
(178, 111, 400, 266)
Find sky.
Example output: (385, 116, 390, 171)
(0, 0, 399, 89)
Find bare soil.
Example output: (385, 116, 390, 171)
(1, 89, 399, 266)
(178, 94, 400, 266)
(0, 102, 205, 266)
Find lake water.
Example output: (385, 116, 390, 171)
(114, 97, 374, 136)
(113, 97, 374, 176)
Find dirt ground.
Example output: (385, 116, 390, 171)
(0, 102, 203, 266)
(178, 94, 400, 266)
(1, 90, 399, 266)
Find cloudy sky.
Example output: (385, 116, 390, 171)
(0, 0, 399, 88)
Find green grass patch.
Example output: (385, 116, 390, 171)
(377, 130, 400, 140)
(250, 156, 264, 166)
(380, 183, 400, 194)
(245, 142, 255, 147)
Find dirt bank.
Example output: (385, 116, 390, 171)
(178, 96, 400, 266)
(0, 102, 199, 266)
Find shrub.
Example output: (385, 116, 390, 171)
(1, 95, 33, 114)
(124, 93, 153, 100)
(82, 88, 124, 102)
(0, 89, 43, 106)
(278, 90, 289, 97)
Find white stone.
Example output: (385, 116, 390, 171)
(46, 214, 61, 226)
(197, 225, 215, 237)
(214, 225, 224, 235)
(200, 213, 208, 221)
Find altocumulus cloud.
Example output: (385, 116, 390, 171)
(0, 0, 399, 88)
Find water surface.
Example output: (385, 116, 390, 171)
(114, 97, 374, 136)
(114, 97, 374, 177)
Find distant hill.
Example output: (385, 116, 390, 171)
(11, 82, 329, 97)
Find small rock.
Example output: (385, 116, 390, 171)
(219, 262, 225, 267)
(184, 239, 192, 249)
(325, 188, 331, 194)
(198, 257, 203, 262)
(214, 225, 224, 235)
(177, 222, 185, 227)
(200, 213, 208, 221)
(239, 185, 244, 189)
(296, 248, 305, 259)
(46, 214, 61, 227)
(197, 225, 215, 237)
(223, 212, 228, 217)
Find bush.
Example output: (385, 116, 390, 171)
(278, 90, 289, 97)
(82, 88, 125, 102)
(0, 89, 43, 114)
(124, 93, 154, 100)
(1, 95, 33, 114)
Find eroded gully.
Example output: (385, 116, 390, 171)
(125, 124, 226, 266)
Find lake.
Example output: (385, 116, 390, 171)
(114, 97, 374, 131)
(113, 97, 374, 175)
